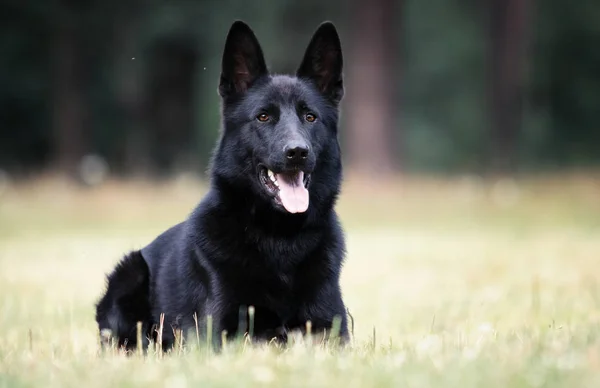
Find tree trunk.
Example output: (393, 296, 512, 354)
(345, 0, 398, 176)
(52, 4, 87, 175)
(112, 5, 151, 176)
(488, 0, 531, 173)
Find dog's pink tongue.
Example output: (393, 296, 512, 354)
(276, 171, 309, 213)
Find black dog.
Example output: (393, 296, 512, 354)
(96, 20, 349, 351)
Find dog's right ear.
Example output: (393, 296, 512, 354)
(218, 21, 268, 98)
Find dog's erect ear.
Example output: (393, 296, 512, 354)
(219, 21, 268, 98)
(297, 22, 344, 104)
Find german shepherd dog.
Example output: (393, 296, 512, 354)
(96, 20, 349, 350)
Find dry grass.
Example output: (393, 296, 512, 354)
(1, 173, 600, 387)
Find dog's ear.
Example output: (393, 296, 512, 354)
(297, 22, 344, 104)
(219, 21, 268, 98)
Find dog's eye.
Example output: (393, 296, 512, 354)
(257, 113, 270, 122)
(305, 113, 316, 123)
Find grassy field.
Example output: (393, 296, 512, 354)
(1, 173, 600, 387)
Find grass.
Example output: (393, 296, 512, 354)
(1, 173, 600, 387)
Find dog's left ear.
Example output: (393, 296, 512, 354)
(297, 22, 344, 104)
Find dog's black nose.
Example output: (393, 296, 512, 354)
(285, 144, 309, 164)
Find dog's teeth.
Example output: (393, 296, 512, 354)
(273, 180, 279, 187)
(267, 169, 278, 185)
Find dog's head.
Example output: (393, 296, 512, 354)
(212, 21, 344, 215)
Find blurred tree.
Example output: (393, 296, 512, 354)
(1, 0, 600, 177)
(111, 1, 150, 175)
(0, 0, 52, 174)
(487, 0, 531, 172)
(146, 35, 199, 175)
(528, 1, 600, 167)
(345, 0, 398, 176)
(403, 0, 486, 173)
(52, 0, 89, 175)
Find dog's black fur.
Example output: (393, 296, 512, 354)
(96, 20, 349, 350)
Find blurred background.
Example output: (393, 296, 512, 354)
(1, 4, 600, 384)
(1, 0, 599, 182)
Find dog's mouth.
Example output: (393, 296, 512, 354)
(259, 166, 311, 213)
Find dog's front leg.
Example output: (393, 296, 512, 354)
(290, 284, 349, 345)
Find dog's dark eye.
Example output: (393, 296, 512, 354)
(305, 113, 316, 123)
(257, 113, 270, 122)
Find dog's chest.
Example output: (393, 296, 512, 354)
(203, 219, 326, 308)
(224, 256, 294, 294)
